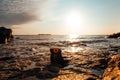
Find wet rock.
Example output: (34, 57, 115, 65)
(50, 48, 69, 68)
(86, 77, 96, 80)
(6, 59, 33, 71)
(20, 76, 39, 80)
(0, 56, 14, 61)
(15, 37, 20, 39)
(28, 48, 37, 52)
(46, 64, 60, 73)
(37, 70, 58, 79)
(0, 27, 13, 44)
(107, 32, 120, 38)
(103, 54, 120, 80)
(109, 46, 120, 53)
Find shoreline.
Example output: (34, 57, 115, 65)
(0, 35, 120, 80)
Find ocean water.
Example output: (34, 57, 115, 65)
(14, 35, 120, 53)
(1, 35, 119, 58)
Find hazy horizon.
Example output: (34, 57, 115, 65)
(14, 34, 109, 36)
(0, 0, 120, 35)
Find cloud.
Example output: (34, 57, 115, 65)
(0, 0, 40, 26)
(37, 0, 59, 21)
(0, 12, 38, 26)
(0, 0, 58, 27)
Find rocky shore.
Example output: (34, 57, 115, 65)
(0, 46, 119, 80)
(0, 48, 105, 80)
(0, 35, 120, 80)
(107, 32, 120, 38)
(103, 53, 120, 80)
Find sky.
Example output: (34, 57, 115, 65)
(0, 0, 120, 35)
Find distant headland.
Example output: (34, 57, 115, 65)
(107, 32, 120, 38)
(38, 34, 51, 35)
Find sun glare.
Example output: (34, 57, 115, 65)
(64, 10, 82, 34)
(65, 11, 80, 27)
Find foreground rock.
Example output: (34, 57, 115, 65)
(50, 48, 69, 68)
(107, 32, 120, 38)
(103, 54, 120, 80)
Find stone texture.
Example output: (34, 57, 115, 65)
(103, 54, 120, 80)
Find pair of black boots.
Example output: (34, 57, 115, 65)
(50, 48, 69, 68)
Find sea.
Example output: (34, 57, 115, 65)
(0, 35, 120, 79)
(13, 35, 120, 54)
(1, 35, 120, 58)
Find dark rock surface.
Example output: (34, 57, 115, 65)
(50, 48, 69, 68)
(107, 32, 120, 38)
(0, 27, 13, 44)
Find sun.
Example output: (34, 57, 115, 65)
(65, 11, 80, 27)
(64, 10, 82, 34)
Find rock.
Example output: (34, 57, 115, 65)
(50, 48, 69, 68)
(0, 56, 14, 61)
(86, 77, 96, 80)
(107, 32, 120, 38)
(15, 37, 20, 39)
(37, 70, 58, 79)
(46, 64, 60, 73)
(0, 27, 13, 44)
(103, 54, 120, 80)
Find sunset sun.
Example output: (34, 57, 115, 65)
(64, 10, 83, 34)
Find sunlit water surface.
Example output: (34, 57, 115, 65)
(14, 35, 120, 53)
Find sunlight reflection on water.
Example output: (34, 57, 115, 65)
(65, 35, 83, 53)
(66, 47, 83, 53)
(67, 35, 79, 42)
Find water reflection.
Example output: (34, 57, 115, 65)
(68, 35, 79, 42)
(65, 35, 83, 53)
(66, 46, 83, 53)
